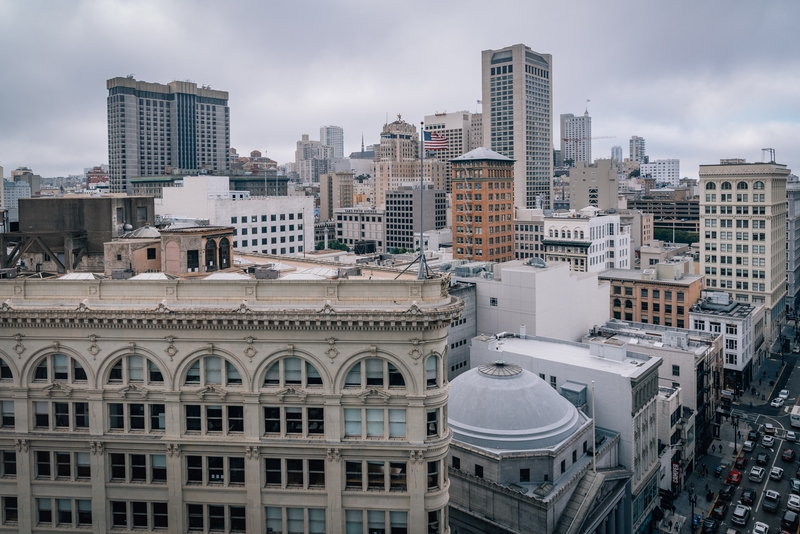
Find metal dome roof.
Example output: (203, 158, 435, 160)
(121, 225, 161, 239)
(448, 362, 587, 451)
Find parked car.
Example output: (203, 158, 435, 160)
(749, 466, 765, 483)
(788, 430, 798, 442)
(735, 456, 749, 469)
(720, 484, 737, 501)
(740, 487, 757, 505)
(772, 397, 786, 408)
(783, 448, 796, 462)
(727, 469, 743, 485)
(731, 504, 751, 525)
(788, 493, 800, 512)
(758, 453, 771, 465)
(750, 430, 762, 442)
(753, 522, 769, 534)
(712, 501, 729, 519)
(764, 489, 781, 513)
(771, 466, 785, 481)
(743, 440, 756, 452)
(783, 510, 800, 530)
(763, 435, 776, 448)
(780, 389, 790, 400)
(765, 423, 776, 435)
(791, 478, 800, 494)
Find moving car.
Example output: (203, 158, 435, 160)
(731, 504, 750, 525)
(763, 489, 781, 513)
(711, 501, 729, 519)
(788, 493, 800, 512)
(749, 466, 765, 483)
(772, 397, 786, 408)
(788, 430, 798, 442)
(753, 522, 769, 534)
(702, 517, 720, 534)
(743, 440, 756, 452)
(771, 466, 785, 481)
(740, 487, 757, 505)
(735, 456, 749, 469)
(720, 484, 736, 501)
(783, 448, 796, 462)
(763, 435, 776, 448)
(758, 453, 771, 465)
(727, 469, 743, 485)
(765, 423, 776, 435)
(780, 389, 790, 400)
(783, 510, 800, 530)
(749, 430, 761, 442)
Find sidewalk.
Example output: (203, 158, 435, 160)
(736, 354, 786, 409)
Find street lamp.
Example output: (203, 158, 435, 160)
(732, 416, 740, 454)
(690, 483, 697, 534)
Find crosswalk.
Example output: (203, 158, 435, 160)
(730, 409, 759, 424)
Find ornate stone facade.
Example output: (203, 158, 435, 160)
(0, 277, 461, 533)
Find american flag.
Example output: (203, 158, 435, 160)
(424, 131, 448, 151)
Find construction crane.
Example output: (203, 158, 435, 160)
(561, 135, 616, 165)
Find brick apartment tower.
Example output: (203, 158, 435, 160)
(451, 147, 515, 262)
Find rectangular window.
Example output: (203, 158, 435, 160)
(3, 497, 18, 524)
(427, 409, 438, 437)
(1, 450, 16, 477)
(520, 468, 530, 482)
(368, 461, 385, 490)
(389, 409, 406, 438)
(366, 409, 384, 437)
(265, 458, 282, 486)
(427, 460, 439, 490)
(346, 461, 362, 490)
(672, 365, 680, 377)
(390, 462, 407, 492)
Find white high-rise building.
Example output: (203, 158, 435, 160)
(320, 125, 344, 159)
(611, 145, 623, 162)
(640, 159, 681, 187)
(629, 136, 646, 163)
(699, 158, 790, 344)
(560, 111, 592, 166)
(482, 44, 553, 209)
(423, 111, 483, 193)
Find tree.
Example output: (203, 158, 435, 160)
(628, 169, 640, 178)
(652, 228, 699, 245)
(315, 240, 349, 251)
(563, 158, 575, 168)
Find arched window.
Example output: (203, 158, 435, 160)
(108, 355, 164, 385)
(264, 358, 323, 388)
(705, 182, 716, 190)
(613, 298, 621, 307)
(721, 182, 732, 190)
(34, 354, 87, 383)
(737, 181, 748, 190)
(625, 300, 633, 309)
(205, 239, 218, 271)
(426, 355, 439, 389)
(344, 359, 405, 389)
(0, 358, 12, 380)
(566, 230, 572, 239)
(218, 237, 231, 270)
(754, 181, 765, 190)
(184, 356, 242, 386)
(579, 231, 585, 239)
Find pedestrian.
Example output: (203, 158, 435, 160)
(705, 482, 709, 491)
(759, 379, 762, 385)
(712, 444, 716, 453)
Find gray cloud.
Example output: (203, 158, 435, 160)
(0, 0, 798, 178)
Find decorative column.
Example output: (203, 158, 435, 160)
(245, 446, 262, 534)
(89, 441, 107, 534)
(326, 448, 342, 531)
(15, 439, 32, 534)
(165, 443, 184, 534)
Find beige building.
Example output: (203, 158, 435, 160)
(334, 207, 386, 253)
(319, 171, 354, 222)
(0, 272, 462, 533)
(568, 159, 618, 211)
(699, 159, 790, 342)
(423, 111, 484, 193)
(482, 44, 553, 209)
(372, 119, 446, 209)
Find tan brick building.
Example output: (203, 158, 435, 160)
(451, 148, 515, 263)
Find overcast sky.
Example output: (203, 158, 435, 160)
(1, 0, 798, 179)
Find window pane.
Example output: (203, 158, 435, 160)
(109, 361, 123, 382)
(226, 362, 242, 385)
(346, 510, 363, 534)
(75, 402, 89, 428)
(205, 357, 222, 384)
(148, 360, 163, 382)
(151, 404, 166, 430)
(77, 499, 92, 525)
(208, 456, 224, 483)
(388, 363, 405, 387)
(152, 502, 168, 528)
(230, 506, 246, 532)
(111, 501, 126, 527)
(389, 409, 406, 438)
(128, 355, 144, 381)
(307, 407, 324, 435)
(129, 403, 145, 429)
(426, 356, 438, 388)
(284, 358, 301, 385)
(73, 360, 87, 381)
(366, 409, 384, 437)
(344, 363, 361, 387)
(54, 402, 69, 427)
(57, 498, 72, 525)
(345, 461, 362, 490)
(309, 508, 326, 534)
(366, 359, 383, 386)
(186, 405, 201, 431)
(266, 507, 282, 532)
(53, 354, 68, 380)
(368, 510, 385, 532)
(287, 508, 304, 533)
(285, 407, 302, 434)
(186, 362, 200, 384)
(264, 363, 280, 385)
(35, 360, 48, 380)
(308, 459, 325, 487)
(264, 407, 280, 433)
(306, 362, 322, 386)
(109, 403, 125, 429)
(344, 408, 361, 436)
(390, 511, 408, 534)
(265, 458, 281, 485)
(229, 457, 245, 484)
(286, 459, 303, 486)
(390, 462, 407, 492)
(368, 461, 385, 490)
(206, 406, 223, 432)
(228, 406, 244, 433)
(132, 501, 148, 527)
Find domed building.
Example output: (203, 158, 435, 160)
(448, 361, 632, 534)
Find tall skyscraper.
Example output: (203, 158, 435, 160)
(629, 135, 646, 163)
(699, 158, 790, 345)
(481, 44, 553, 209)
(611, 145, 623, 162)
(319, 125, 344, 159)
(560, 111, 591, 166)
(106, 77, 230, 194)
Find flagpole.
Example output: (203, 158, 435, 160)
(418, 121, 426, 280)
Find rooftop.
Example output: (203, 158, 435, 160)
(451, 147, 514, 163)
(598, 268, 702, 286)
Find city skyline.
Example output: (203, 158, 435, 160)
(0, 1, 798, 178)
